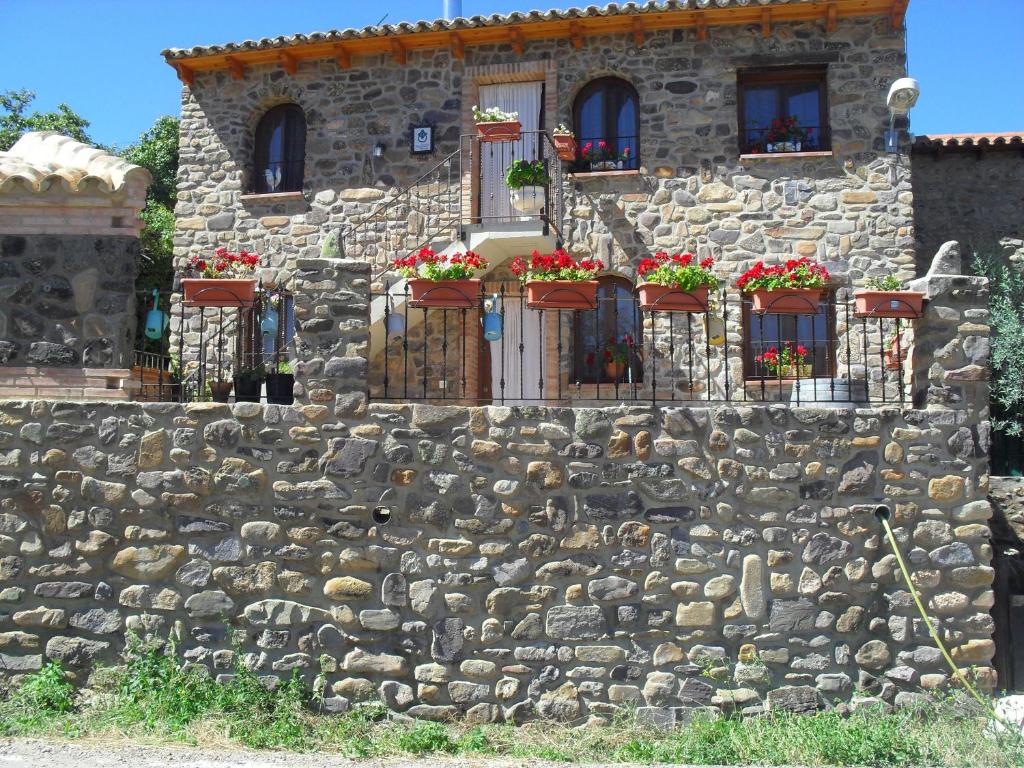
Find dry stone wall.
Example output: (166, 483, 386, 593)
(0, 396, 994, 722)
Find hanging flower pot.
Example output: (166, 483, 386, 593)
(750, 287, 824, 314)
(260, 310, 279, 338)
(386, 312, 406, 338)
(525, 280, 599, 310)
(481, 295, 503, 341)
(510, 185, 546, 215)
(392, 248, 487, 309)
(182, 278, 258, 307)
(553, 133, 577, 162)
(854, 290, 924, 319)
(737, 258, 829, 315)
(704, 315, 726, 347)
(512, 249, 603, 310)
(408, 278, 480, 309)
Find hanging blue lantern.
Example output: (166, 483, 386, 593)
(144, 289, 168, 340)
(482, 294, 502, 342)
(260, 310, 279, 338)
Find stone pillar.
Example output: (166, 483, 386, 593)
(909, 242, 990, 417)
(291, 254, 370, 414)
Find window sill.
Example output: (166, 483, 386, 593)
(239, 191, 307, 203)
(568, 170, 642, 179)
(739, 151, 834, 161)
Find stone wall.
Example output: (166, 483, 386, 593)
(0, 397, 994, 721)
(0, 234, 139, 368)
(172, 14, 911, 367)
(912, 149, 1024, 269)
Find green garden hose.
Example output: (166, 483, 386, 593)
(877, 508, 1010, 727)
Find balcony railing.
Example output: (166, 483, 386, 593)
(369, 285, 913, 407)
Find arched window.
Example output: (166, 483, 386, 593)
(572, 77, 640, 172)
(252, 104, 306, 194)
(573, 276, 643, 385)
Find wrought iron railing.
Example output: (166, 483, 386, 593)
(336, 130, 565, 272)
(369, 284, 915, 407)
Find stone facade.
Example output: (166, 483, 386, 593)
(171, 14, 913, 388)
(912, 146, 1024, 269)
(0, 254, 996, 718)
(0, 234, 139, 368)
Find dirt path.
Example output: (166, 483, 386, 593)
(0, 738, 738, 768)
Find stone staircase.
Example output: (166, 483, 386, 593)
(0, 367, 133, 401)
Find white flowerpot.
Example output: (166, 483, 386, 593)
(767, 141, 802, 153)
(510, 185, 546, 215)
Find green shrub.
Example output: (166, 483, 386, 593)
(395, 721, 456, 754)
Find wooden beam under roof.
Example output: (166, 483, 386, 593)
(761, 8, 772, 37)
(449, 31, 465, 59)
(826, 2, 838, 34)
(631, 16, 645, 47)
(225, 56, 245, 80)
(174, 62, 194, 87)
(333, 43, 351, 69)
(509, 26, 525, 55)
(163, 1, 903, 78)
(390, 37, 407, 65)
(280, 50, 298, 75)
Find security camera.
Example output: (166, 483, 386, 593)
(887, 77, 920, 116)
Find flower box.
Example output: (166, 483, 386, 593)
(750, 288, 824, 315)
(766, 141, 802, 153)
(476, 120, 522, 143)
(853, 290, 924, 319)
(553, 134, 577, 161)
(637, 283, 710, 313)
(781, 364, 813, 379)
(182, 278, 257, 307)
(408, 278, 480, 309)
(526, 280, 599, 310)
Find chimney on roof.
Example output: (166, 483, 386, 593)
(443, 0, 462, 20)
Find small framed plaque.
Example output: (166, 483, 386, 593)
(410, 124, 434, 155)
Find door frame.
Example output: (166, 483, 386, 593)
(460, 61, 559, 227)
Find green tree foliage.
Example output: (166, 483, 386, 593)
(972, 249, 1024, 435)
(0, 89, 91, 151)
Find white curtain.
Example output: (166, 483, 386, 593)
(492, 292, 543, 405)
(478, 82, 543, 222)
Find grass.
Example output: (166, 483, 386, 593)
(0, 639, 1021, 766)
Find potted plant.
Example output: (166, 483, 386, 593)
(854, 275, 925, 319)
(208, 378, 233, 403)
(181, 248, 260, 307)
(756, 342, 812, 379)
(505, 159, 550, 215)
(737, 258, 830, 314)
(511, 249, 603, 310)
(885, 331, 905, 370)
(636, 252, 718, 312)
(589, 334, 639, 382)
(265, 361, 295, 405)
(764, 116, 810, 153)
(552, 124, 577, 162)
(473, 105, 521, 142)
(580, 139, 621, 171)
(233, 366, 263, 403)
(393, 247, 488, 309)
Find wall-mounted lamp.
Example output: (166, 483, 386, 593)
(885, 77, 920, 154)
(373, 142, 387, 158)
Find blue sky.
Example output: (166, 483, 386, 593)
(3, 0, 1022, 147)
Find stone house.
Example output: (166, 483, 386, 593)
(163, 0, 918, 407)
(0, 0, 1011, 725)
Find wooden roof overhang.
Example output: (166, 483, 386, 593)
(166, 0, 908, 86)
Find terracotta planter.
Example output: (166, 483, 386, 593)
(209, 381, 233, 403)
(637, 283, 710, 312)
(408, 278, 480, 309)
(182, 278, 257, 307)
(476, 120, 522, 142)
(525, 280, 599, 310)
(749, 288, 824, 315)
(605, 361, 627, 381)
(553, 134, 577, 161)
(885, 335, 904, 370)
(854, 290, 924, 319)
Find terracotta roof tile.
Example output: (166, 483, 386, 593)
(913, 132, 1024, 151)
(161, 0, 818, 60)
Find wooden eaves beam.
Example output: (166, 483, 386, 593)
(390, 38, 407, 65)
(890, 0, 909, 30)
(761, 8, 771, 37)
(449, 31, 465, 59)
(333, 44, 351, 69)
(173, 62, 194, 87)
(631, 16, 645, 47)
(826, 2, 838, 34)
(280, 50, 298, 75)
(568, 21, 584, 50)
(696, 14, 707, 41)
(509, 26, 525, 55)
(225, 55, 245, 80)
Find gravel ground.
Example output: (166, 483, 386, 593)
(0, 739, 752, 768)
